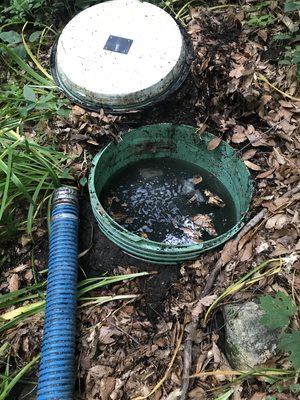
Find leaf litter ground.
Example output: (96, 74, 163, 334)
(1, 3, 299, 400)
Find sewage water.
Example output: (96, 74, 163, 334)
(99, 158, 237, 245)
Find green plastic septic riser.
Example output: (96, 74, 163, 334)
(89, 124, 253, 264)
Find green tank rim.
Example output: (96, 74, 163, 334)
(89, 123, 253, 264)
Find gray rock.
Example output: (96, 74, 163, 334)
(223, 301, 280, 369)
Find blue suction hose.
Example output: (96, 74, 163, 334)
(37, 187, 79, 400)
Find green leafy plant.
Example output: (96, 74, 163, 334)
(284, 0, 300, 13)
(0, 37, 69, 129)
(279, 331, 300, 369)
(260, 291, 297, 329)
(246, 14, 275, 27)
(272, 1, 300, 80)
(260, 292, 299, 370)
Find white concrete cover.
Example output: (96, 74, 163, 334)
(55, 0, 186, 108)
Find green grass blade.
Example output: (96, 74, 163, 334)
(0, 356, 39, 400)
(0, 158, 33, 204)
(0, 147, 12, 221)
(26, 174, 48, 235)
(22, 22, 53, 81)
(0, 43, 52, 86)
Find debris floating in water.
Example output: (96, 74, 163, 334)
(204, 189, 225, 208)
(100, 158, 236, 245)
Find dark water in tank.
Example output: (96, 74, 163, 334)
(99, 158, 237, 245)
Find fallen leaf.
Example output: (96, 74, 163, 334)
(207, 136, 222, 150)
(244, 160, 262, 171)
(255, 242, 269, 254)
(242, 149, 257, 160)
(165, 389, 182, 400)
(240, 241, 253, 262)
(192, 175, 203, 185)
(71, 105, 85, 116)
(220, 240, 237, 265)
(20, 234, 31, 247)
(229, 64, 245, 79)
(181, 227, 202, 241)
(98, 326, 120, 344)
(256, 168, 275, 179)
(231, 132, 247, 143)
(100, 377, 116, 400)
(265, 214, 287, 230)
(9, 274, 19, 292)
(193, 214, 217, 236)
(204, 189, 225, 207)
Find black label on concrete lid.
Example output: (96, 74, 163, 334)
(104, 35, 133, 54)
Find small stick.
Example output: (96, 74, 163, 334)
(256, 73, 300, 103)
(133, 319, 186, 400)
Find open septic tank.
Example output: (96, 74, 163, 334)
(51, 0, 191, 112)
(89, 124, 253, 264)
(50, 0, 252, 264)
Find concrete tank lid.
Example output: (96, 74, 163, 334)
(52, 0, 189, 111)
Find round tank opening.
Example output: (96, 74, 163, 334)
(89, 124, 253, 264)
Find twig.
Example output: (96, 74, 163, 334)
(256, 73, 300, 102)
(133, 319, 186, 400)
(208, 4, 237, 11)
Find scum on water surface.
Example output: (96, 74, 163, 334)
(99, 157, 237, 245)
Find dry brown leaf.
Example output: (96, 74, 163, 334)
(207, 136, 222, 151)
(258, 29, 268, 42)
(240, 241, 253, 262)
(193, 214, 217, 236)
(204, 189, 225, 207)
(242, 149, 257, 160)
(100, 377, 116, 400)
(164, 389, 182, 400)
(262, 194, 298, 212)
(181, 227, 202, 241)
(192, 175, 203, 185)
(71, 105, 85, 116)
(20, 234, 31, 247)
(9, 274, 19, 292)
(191, 294, 218, 318)
(244, 160, 262, 171)
(265, 214, 288, 230)
(229, 65, 245, 79)
(98, 326, 120, 344)
(231, 132, 247, 143)
(245, 125, 275, 147)
(256, 168, 275, 179)
(220, 240, 237, 265)
(249, 393, 266, 400)
(197, 123, 207, 135)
